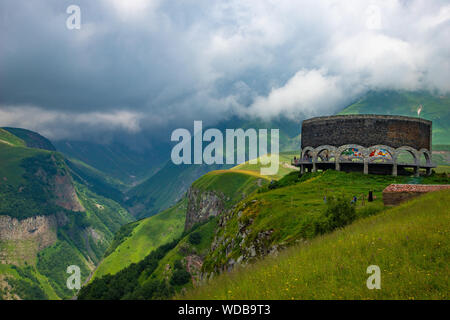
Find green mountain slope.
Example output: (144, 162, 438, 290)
(53, 140, 166, 185)
(231, 151, 300, 180)
(182, 189, 450, 300)
(3, 127, 56, 151)
(92, 199, 187, 279)
(0, 128, 26, 147)
(66, 157, 125, 205)
(339, 90, 450, 145)
(0, 129, 134, 300)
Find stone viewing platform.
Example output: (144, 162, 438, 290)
(382, 184, 450, 206)
(292, 114, 436, 176)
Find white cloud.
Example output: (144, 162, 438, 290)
(0, 106, 142, 139)
(245, 69, 348, 119)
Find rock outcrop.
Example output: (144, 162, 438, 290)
(51, 172, 85, 212)
(203, 199, 283, 277)
(0, 215, 58, 265)
(184, 187, 225, 231)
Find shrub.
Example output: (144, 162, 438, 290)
(188, 232, 202, 245)
(314, 195, 357, 234)
(170, 269, 191, 286)
(324, 195, 356, 230)
(173, 260, 183, 270)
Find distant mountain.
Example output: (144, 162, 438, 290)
(339, 90, 450, 146)
(53, 140, 168, 185)
(125, 162, 229, 219)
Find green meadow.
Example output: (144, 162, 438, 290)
(92, 199, 187, 279)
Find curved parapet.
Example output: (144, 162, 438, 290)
(301, 114, 432, 151)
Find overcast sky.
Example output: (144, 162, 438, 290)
(0, 0, 449, 140)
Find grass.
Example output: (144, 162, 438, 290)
(92, 199, 187, 279)
(181, 189, 450, 300)
(0, 264, 60, 300)
(0, 128, 26, 147)
(434, 166, 450, 174)
(192, 170, 270, 208)
(0, 143, 50, 187)
(231, 151, 300, 180)
(142, 218, 217, 289)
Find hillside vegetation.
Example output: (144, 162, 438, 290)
(182, 189, 450, 300)
(3, 127, 56, 151)
(191, 170, 270, 206)
(0, 128, 26, 147)
(230, 151, 299, 180)
(92, 199, 187, 279)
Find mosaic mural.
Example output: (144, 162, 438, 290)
(340, 148, 363, 161)
(369, 148, 392, 159)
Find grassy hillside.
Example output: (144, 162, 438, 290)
(192, 170, 270, 207)
(182, 189, 450, 300)
(92, 199, 187, 279)
(202, 170, 450, 273)
(67, 157, 125, 204)
(2, 127, 56, 151)
(339, 90, 450, 146)
(141, 218, 218, 290)
(0, 128, 26, 147)
(231, 151, 299, 180)
(0, 143, 69, 219)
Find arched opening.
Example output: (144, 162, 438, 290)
(302, 149, 313, 162)
(395, 149, 416, 165)
(316, 149, 335, 162)
(419, 152, 428, 166)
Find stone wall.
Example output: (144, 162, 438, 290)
(301, 115, 432, 150)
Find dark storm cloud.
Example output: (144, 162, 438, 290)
(0, 0, 449, 139)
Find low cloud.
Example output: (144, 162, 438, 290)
(0, 106, 141, 139)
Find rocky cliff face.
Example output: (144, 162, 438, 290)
(184, 187, 226, 231)
(51, 172, 85, 212)
(32, 154, 85, 212)
(202, 199, 284, 277)
(0, 215, 58, 265)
